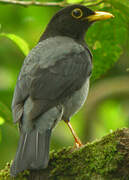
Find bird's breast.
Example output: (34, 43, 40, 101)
(63, 78, 89, 120)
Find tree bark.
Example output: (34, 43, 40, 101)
(0, 128, 129, 180)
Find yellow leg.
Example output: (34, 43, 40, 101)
(65, 121, 83, 148)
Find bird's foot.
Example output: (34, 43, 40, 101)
(74, 137, 83, 148)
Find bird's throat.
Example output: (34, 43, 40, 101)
(39, 23, 88, 43)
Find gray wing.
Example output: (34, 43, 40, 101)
(12, 37, 92, 123)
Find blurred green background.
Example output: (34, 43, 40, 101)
(0, 0, 129, 169)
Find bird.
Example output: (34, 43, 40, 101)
(10, 4, 114, 176)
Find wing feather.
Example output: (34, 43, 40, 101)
(12, 37, 92, 123)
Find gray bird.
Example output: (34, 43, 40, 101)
(10, 4, 113, 176)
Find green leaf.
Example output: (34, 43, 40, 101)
(105, 0, 129, 21)
(0, 117, 5, 126)
(0, 101, 12, 124)
(0, 33, 29, 56)
(86, 4, 128, 82)
(67, 0, 82, 4)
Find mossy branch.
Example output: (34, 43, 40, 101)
(0, 128, 129, 180)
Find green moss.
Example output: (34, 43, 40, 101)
(0, 128, 128, 180)
(0, 162, 29, 180)
(46, 129, 126, 180)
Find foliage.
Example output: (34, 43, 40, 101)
(87, 0, 129, 81)
(0, 33, 29, 56)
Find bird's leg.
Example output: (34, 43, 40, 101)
(65, 120, 83, 148)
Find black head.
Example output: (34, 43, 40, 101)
(41, 5, 114, 41)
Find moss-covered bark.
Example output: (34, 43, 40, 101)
(0, 128, 129, 180)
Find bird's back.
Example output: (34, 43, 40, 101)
(12, 36, 91, 123)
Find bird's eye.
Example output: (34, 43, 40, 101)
(71, 8, 83, 19)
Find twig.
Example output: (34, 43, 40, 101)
(0, 0, 66, 7)
(86, 0, 103, 7)
(0, 0, 103, 7)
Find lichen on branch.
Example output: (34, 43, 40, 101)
(0, 128, 129, 180)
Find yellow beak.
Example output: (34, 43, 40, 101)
(87, 11, 114, 22)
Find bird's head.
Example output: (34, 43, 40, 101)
(41, 5, 114, 41)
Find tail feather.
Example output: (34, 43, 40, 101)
(10, 129, 51, 177)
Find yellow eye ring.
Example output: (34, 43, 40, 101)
(71, 8, 83, 19)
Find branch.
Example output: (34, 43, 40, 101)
(0, 0, 65, 7)
(80, 0, 103, 7)
(0, 0, 103, 7)
(0, 128, 129, 179)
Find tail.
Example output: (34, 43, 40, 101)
(10, 128, 51, 177)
